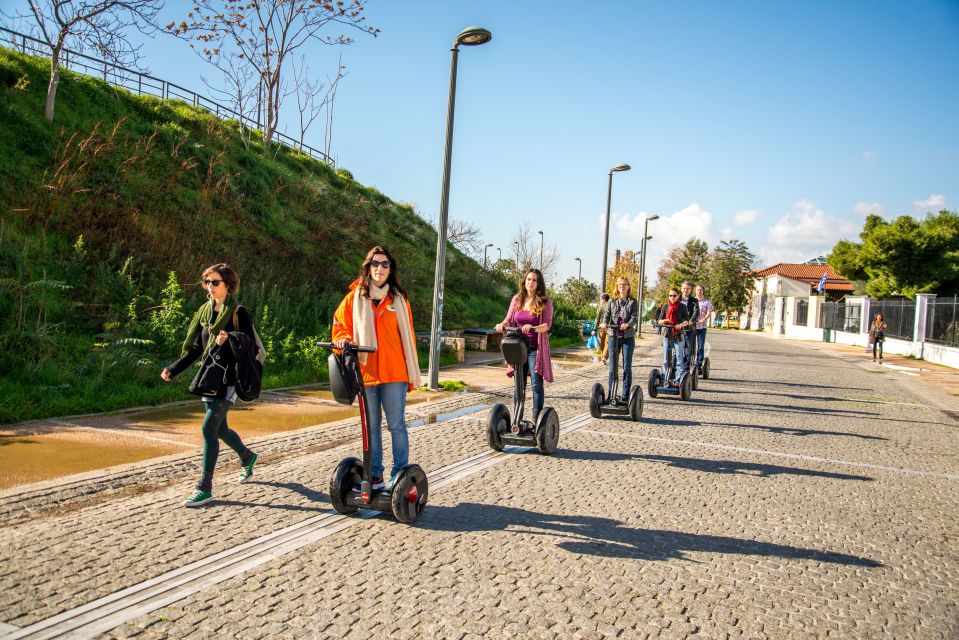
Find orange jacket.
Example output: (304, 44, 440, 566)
(332, 284, 417, 390)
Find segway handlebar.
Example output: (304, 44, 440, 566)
(316, 341, 376, 353)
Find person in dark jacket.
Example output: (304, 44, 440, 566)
(161, 263, 259, 507)
(679, 281, 700, 373)
(594, 293, 611, 364)
(656, 288, 693, 382)
(600, 277, 638, 402)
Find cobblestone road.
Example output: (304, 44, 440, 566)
(1, 330, 957, 639)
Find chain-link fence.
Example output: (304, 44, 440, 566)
(925, 296, 959, 346)
(867, 299, 915, 340)
(821, 301, 862, 333)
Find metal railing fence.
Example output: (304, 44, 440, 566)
(821, 301, 861, 333)
(867, 298, 915, 340)
(925, 295, 959, 346)
(1, 26, 334, 167)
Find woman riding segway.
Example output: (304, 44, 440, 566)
(588, 277, 643, 421)
(648, 287, 694, 400)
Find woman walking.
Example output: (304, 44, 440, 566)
(161, 263, 259, 507)
(870, 313, 888, 363)
(495, 268, 554, 421)
(332, 246, 421, 491)
(600, 277, 638, 402)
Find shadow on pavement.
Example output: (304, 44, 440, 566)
(552, 450, 648, 463)
(637, 454, 872, 481)
(418, 503, 883, 566)
(637, 418, 887, 440)
(248, 480, 330, 503)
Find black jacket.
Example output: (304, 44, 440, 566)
(655, 303, 691, 338)
(680, 295, 699, 335)
(166, 306, 255, 399)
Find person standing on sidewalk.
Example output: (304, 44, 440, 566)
(496, 268, 554, 422)
(595, 293, 611, 364)
(679, 281, 699, 373)
(332, 246, 421, 491)
(600, 277, 638, 402)
(161, 263, 259, 508)
(869, 313, 888, 363)
(694, 284, 714, 372)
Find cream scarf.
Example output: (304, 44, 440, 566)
(353, 282, 421, 388)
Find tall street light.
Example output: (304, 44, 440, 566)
(575, 257, 581, 279)
(497, 246, 502, 261)
(427, 26, 493, 390)
(483, 243, 493, 269)
(513, 240, 520, 270)
(637, 215, 659, 337)
(538, 230, 544, 270)
(600, 163, 631, 296)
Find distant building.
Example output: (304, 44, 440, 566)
(743, 263, 853, 331)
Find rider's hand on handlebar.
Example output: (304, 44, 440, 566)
(494, 323, 504, 333)
(334, 338, 350, 350)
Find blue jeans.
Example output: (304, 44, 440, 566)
(607, 336, 634, 399)
(521, 349, 544, 420)
(662, 335, 687, 382)
(695, 328, 707, 366)
(364, 381, 409, 480)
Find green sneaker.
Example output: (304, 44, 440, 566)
(239, 452, 258, 484)
(184, 489, 213, 507)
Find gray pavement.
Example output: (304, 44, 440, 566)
(1, 330, 958, 638)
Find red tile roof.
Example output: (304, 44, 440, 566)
(748, 263, 854, 292)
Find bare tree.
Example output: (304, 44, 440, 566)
(202, 54, 257, 148)
(293, 52, 345, 151)
(168, 0, 377, 145)
(447, 219, 483, 258)
(511, 223, 561, 286)
(21, 0, 162, 122)
(323, 53, 345, 159)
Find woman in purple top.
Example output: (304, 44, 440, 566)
(694, 284, 714, 371)
(495, 268, 554, 420)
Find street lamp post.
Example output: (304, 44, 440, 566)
(575, 257, 581, 279)
(427, 26, 493, 390)
(600, 163, 631, 296)
(513, 241, 520, 270)
(538, 230, 544, 270)
(637, 215, 659, 337)
(497, 247, 502, 261)
(483, 243, 493, 269)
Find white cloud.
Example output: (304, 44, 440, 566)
(756, 246, 820, 267)
(853, 201, 884, 217)
(719, 227, 733, 239)
(912, 194, 947, 212)
(861, 149, 875, 161)
(733, 209, 758, 225)
(766, 199, 857, 248)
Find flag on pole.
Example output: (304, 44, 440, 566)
(816, 271, 828, 293)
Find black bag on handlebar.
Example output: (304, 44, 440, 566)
(328, 350, 363, 405)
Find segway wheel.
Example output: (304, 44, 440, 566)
(647, 369, 660, 399)
(486, 404, 510, 452)
(589, 383, 604, 418)
(390, 464, 428, 524)
(627, 387, 643, 421)
(680, 373, 692, 401)
(535, 407, 560, 455)
(691, 366, 699, 391)
(702, 358, 710, 380)
(329, 456, 362, 515)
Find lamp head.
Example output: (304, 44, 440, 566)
(646, 214, 660, 221)
(610, 163, 631, 174)
(456, 27, 492, 46)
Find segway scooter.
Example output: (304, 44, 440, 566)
(697, 340, 711, 380)
(588, 329, 643, 421)
(486, 327, 560, 454)
(319, 341, 428, 524)
(647, 328, 693, 401)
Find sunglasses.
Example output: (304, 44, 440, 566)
(668, 294, 679, 298)
(203, 279, 224, 287)
(370, 259, 391, 269)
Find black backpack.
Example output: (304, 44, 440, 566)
(229, 331, 263, 401)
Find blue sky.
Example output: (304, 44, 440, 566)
(11, 0, 959, 286)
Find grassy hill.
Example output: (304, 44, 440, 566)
(0, 47, 516, 423)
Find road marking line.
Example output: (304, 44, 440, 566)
(47, 421, 192, 448)
(579, 429, 959, 481)
(7, 414, 591, 640)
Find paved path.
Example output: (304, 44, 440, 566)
(0, 330, 957, 638)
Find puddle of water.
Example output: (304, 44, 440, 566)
(0, 432, 181, 491)
(407, 404, 491, 429)
(279, 386, 437, 407)
(552, 353, 596, 363)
